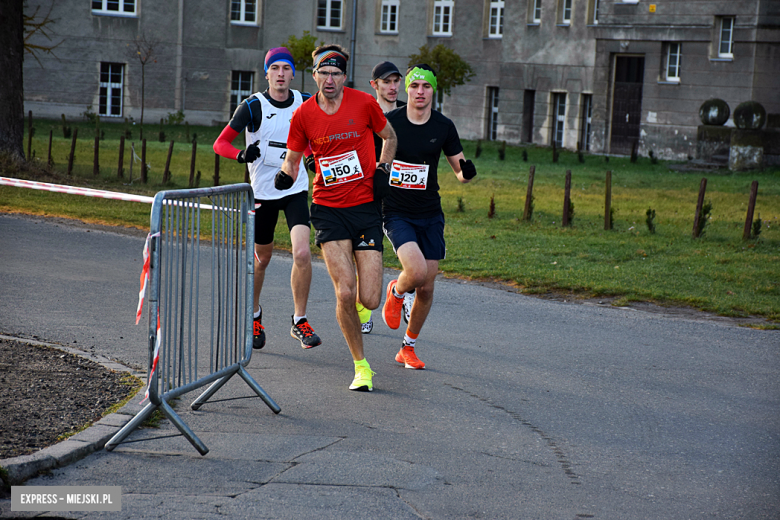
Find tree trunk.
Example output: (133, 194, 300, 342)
(0, 1, 26, 159)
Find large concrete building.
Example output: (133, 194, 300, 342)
(23, 0, 780, 159)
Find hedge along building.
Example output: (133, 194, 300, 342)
(22, 1, 779, 160)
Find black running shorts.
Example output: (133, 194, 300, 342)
(310, 201, 384, 252)
(383, 212, 446, 260)
(254, 191, 310, 245)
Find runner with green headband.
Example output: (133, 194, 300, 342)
(380, 63, 477, 370)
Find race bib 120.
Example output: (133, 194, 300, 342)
(390, 160, 429, 190)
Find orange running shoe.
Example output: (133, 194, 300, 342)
(382, 279, 404, 330)
(395, 343, 425, 370)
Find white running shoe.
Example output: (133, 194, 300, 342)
(361, 318, 373, 334)
(402, 291, 415, 324)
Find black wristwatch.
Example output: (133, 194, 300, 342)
(377, 163, 391, 174)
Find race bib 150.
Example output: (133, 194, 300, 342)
(319, 151, 364, 187)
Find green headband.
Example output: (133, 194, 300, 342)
(405, 67, 437, 93)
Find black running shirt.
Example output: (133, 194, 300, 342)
(382, 107, 463, 218)
(373, 100, 407, 161)
(228, 90, 312, 133)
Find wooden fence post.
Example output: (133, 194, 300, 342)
(117, 135, 125, 179)
(93, 134, 100, 176)
(522, 165, 535, 221)
(129, 142, 135, 183)
(67, 128, 78, 175)
(141, 139, 147, 183)
(47, 129, 53, 168)
(692, 177, 708, 238)
(27, 110, 33, 161)
(189, 140, 197, 187)
(604, 170, 612, 230)
(742, 181, 759, 240)
(163, 140, 174, 184)
(214, 153, 220, 187)
(562, 170, 572, 227)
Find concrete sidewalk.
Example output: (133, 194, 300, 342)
(1, 213, 778, 519)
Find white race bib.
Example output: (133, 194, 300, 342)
(390, 160, 429, 190)
(262, 140, 287, 168)
(319, 151, 364, 187)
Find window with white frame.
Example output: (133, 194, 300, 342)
(318, 0, 342, 29)
(380, 0, 399, 33)
(552, 92, 566, 147)
(487, 87, 499, 140)
(590, 0, 600, 24)
(433, 0, 453, 36)
(718, 17, 734, 58)
(580, 94, 592, 151)
(230, 71, 253, 115)
(561, 0, 572, 24)
(530, 0, 542, 24)
(488, 0, 504, 37)
(99, 62, 124, 117)
(91, 0, 136, 16)
(665, 42, 681, 81)
(231, 0, 258, 24)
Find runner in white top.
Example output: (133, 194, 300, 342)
(212, 47, 321, 351)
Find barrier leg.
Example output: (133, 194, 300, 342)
(238, 365, 281, 414)
(104, 402, 158, 451)
(159, 398, 209, 456)
(190, 370, 236, 410)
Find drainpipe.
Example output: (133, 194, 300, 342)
(348, 0, 357, 88)
(174, 0, 184, 110)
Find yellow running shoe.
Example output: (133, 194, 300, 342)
(349, 360, 375, 392)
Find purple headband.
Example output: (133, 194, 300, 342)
(264, 47, 295, 76)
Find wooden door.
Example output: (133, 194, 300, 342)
(610, 56, 644, 154)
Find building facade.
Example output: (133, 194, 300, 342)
(23, 1, 780, 159)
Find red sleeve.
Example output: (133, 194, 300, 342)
(368, 96, 388, 134)
(287, 108, 308, 153)
(213, 125, 241, 160)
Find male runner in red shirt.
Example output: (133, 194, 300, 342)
(275, 44, 397, 392)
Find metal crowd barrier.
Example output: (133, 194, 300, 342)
(105, 184, 280, 455)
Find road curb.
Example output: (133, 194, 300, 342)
(0, 335, 146, 486)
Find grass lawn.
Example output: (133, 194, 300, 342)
(3, 119, 779, 323)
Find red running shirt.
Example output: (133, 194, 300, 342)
(288, 88, 387, 208)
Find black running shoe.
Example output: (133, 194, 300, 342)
(290, 316, 322, 349)
(253, 307, 266, 350)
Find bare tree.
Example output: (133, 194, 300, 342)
(127, 33, 158, 141)
(24, 1, 61, 66)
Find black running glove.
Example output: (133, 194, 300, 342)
(237, 141, 260, 164)
(274, 170, 294, 190)
(373, 163, 392, 200)
(459, 158, 477, 180)
(305, 155, 317, 173)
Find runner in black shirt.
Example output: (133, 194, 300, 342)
(380, 64, 477, 370)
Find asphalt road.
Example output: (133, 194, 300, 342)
(1, 212, 778, 519)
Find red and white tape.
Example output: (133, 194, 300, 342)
(0, 176, 155, 203)
(141, 312, 162, 404)
(0, 176, 231, 211)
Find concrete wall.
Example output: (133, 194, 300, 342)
(23, 0, 779, 159)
